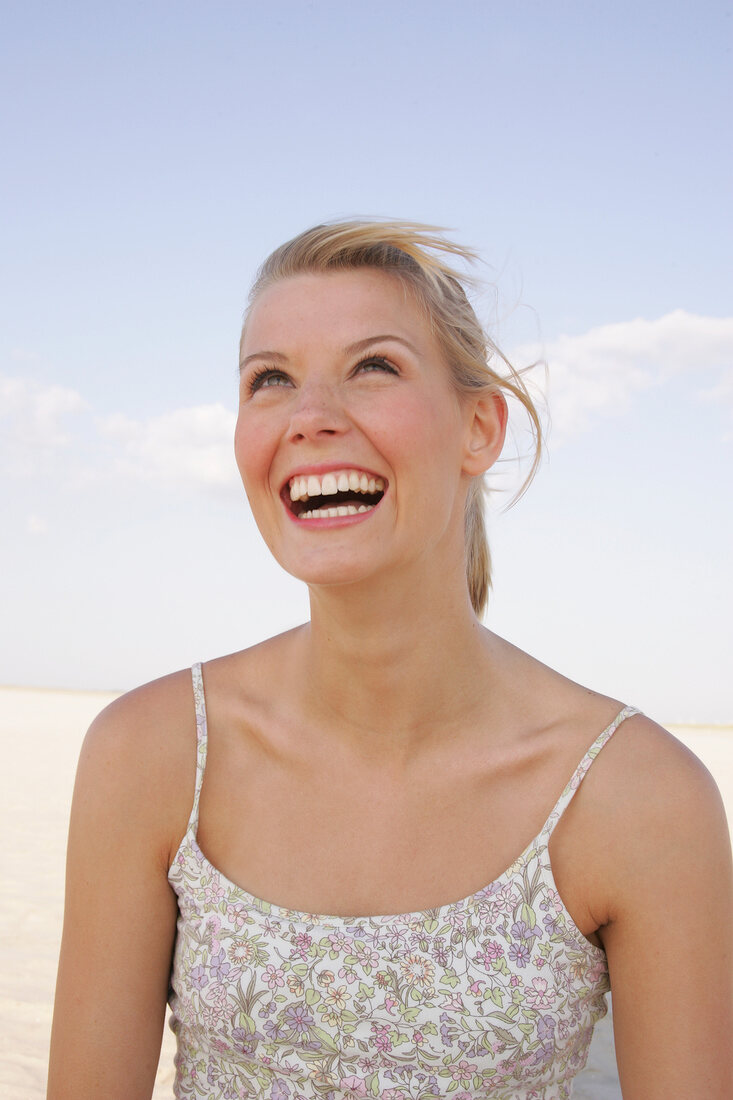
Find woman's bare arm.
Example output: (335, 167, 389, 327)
(597, 719, 733, 1098)
(47, 674, 194, 1099)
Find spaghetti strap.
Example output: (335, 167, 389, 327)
(186, 661, 209, 835)
(541, 705, 640, 839)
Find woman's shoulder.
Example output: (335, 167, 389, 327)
(84, 666, 197, 762)
(75, 667, 201, 866)
(558, 703, 729, 922)
(498, 638, 728, 868)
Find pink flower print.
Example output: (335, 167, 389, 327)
(441, 993, 464, 1012)
(489, 882, 516, 911)
(384, 996, 398, 1015)
(354, 943, 380, 968)
(432, 941, 449, 967)
(340, 1076, 367, 1097)
(202, 1002, 225, 1028)
(328, 931, 348, 951)
(447, 909, 466, 931)
(204, 881, 225, 905)
(226, 903, 248, 930)
(469, 979, 485, 995)
(449, 1059, 477, 1083)
(414, 1030, 424, 1045)
(510, 975, 520, 988)
(338, 964, 358, 984)
(211, 982, 230, 1008)
(370, 1022, 393, 1053)
(482, 939, 504, 962)
(526, 977, 556, 1010)
(291, 932, 312, 960)
(264, 965, 286, 989)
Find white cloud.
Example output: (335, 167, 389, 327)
(27, 514, 48, 535)
(511, 311, 733, 441)
(0, 375, 90, 475)
(99, 403, 239, 491)
(0, 375, 88, 445)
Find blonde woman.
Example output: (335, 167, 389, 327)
(49, 222, 732, 1099)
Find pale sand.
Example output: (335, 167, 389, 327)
(1, 685, 730, 1099)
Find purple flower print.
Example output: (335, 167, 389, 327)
(284, 1004, 314, 1033)
(264, 1018, 288, 1042)
(190, 964, 209, 989)
(231, 1026, 264, 1054)
(543, 912, 561, 935)
(508, 941, 531, 968)
(270, 1078, 290, 1099)
(209, 948, 232, 981)
(510, 919, 541, 941)
(537, 1014, 556, 1043)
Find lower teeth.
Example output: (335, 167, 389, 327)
(300, 504, 374, 519)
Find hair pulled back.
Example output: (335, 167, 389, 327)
(244, 220, 542, 617)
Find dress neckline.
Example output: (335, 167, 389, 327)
(176, 663, 637, 932)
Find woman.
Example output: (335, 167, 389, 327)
(48, 221, 732, 1099)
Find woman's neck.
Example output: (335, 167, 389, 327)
(292, 564, 498, 759)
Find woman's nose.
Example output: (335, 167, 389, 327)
(287, 381, 348, 442)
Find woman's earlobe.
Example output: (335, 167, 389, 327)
(462, 390, 508, 475)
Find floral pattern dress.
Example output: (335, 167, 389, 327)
(168, 664, 637, 1099)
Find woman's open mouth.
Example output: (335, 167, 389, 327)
(283, 468, 386, 520)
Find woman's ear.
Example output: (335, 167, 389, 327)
(462, 389, 508, 476)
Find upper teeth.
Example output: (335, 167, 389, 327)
(289, 469, 385, 502)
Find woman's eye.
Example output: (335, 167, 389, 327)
(248, 369, 292, 394)
(354, 356, 398, 376)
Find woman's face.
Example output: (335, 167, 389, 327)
(235, 268, 484, 590)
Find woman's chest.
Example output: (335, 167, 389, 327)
(196, 735, 571, 921)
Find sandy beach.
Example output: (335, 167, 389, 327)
(1, 685, 730, 1099)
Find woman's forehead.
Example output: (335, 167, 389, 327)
(242, 268, 430, 353)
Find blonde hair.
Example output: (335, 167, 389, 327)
(244, 220, 543, 616)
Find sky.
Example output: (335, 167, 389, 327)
(2, 0, 732, 722)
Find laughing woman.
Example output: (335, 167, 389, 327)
(48, 222, 732, 1099)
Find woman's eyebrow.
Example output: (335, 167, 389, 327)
(239, 334, 419, 373)
(239, 349, 287, 372)
(345, 334, 419, 356)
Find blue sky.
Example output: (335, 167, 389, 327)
(2, 1, 732, 720)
